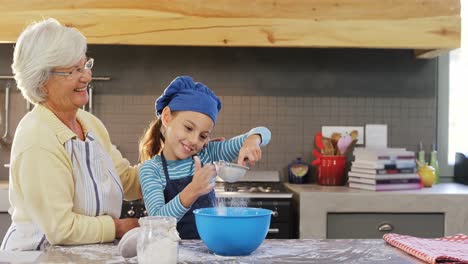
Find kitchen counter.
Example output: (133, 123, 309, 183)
(285, 183, 468, 239)
(22, 239, 423, 263)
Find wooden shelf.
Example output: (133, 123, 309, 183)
(0, 0, 460, 58)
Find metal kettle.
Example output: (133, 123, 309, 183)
(455, 152, 468, 185)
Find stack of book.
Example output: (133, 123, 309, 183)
(348, 148, 422, 191)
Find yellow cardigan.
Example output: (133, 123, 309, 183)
(8, 104, 141, 245)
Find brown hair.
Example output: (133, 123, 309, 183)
(139, 118, 164, 162)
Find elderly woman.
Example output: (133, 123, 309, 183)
(1, 18, 141, 250)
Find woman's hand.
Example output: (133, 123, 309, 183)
(237, 134, 262, 166)
(113, 218, 139, 239)
(180, 156, 216, 208)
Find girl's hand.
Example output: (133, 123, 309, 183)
(180, 156, 216, 208)
(237, 134, 262, 166)
(191, 156, 216, 196)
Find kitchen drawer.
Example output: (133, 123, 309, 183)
(327, 213, 444, 239)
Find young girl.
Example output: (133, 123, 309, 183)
(138, 76, 271, 239)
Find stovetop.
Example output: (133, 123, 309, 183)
(215, 181, 293, 199)
(217, 182, 289, 193)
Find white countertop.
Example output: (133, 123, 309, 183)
(285, 183, 468, 239)
(286, 182, 468, 195)
(33, 239, 422, 263)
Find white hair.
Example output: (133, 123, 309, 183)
(12, 18, 87, 103)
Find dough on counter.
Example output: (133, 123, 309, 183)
(117, 227, 140, 258)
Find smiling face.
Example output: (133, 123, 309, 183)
(42, 57, 92, 112)
(161, 108, 214, 160)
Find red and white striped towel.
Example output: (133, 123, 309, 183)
(383, 233, 468, 264)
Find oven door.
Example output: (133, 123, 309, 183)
(243, 199, 294, 239)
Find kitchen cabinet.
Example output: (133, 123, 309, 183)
(327, 213, 444, 239)
(285, 183, 468, 239)
(0, 0, 460, 58)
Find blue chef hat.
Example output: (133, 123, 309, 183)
(155, 76, 222, 123)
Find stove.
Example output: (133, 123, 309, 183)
(214, 171, 295, 239)
(121, 171, 296, 239)
(215, 182, 292, 198)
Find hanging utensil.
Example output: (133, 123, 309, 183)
(26, 100, 32, 111)
(0, 82, 12, 149)
(88, 83, 94, 115)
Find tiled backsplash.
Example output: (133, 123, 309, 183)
(0, 45, 437, 181)
(99, 94, 435, 175)
(0, 91, 436, 181)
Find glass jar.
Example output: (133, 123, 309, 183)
(137, 216, 180, 264)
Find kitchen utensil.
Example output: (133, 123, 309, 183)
(314, 132, 324, 150)
(330, 133, 341, 155)
(350, 130, 359, 141)
(194, 207, 272, 256)
(337, 135, 352, 155)
(0, 82, 11, 149)
(454, 152, 468, 185)
(344, 139, 358, 155)
(213, 160, 249, 183)
(322, 137, 335, 155)
(88, 83, 94, 114)
(312, 149, 322, 166)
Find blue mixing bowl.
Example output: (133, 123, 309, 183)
(193, 207, 272, 256)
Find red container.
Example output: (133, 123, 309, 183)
(317, 155, 347, 186)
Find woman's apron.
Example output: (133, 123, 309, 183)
(161, 153, 216, 239)
(1, 132, 124, 250)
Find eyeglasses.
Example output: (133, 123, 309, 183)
(50, 58, 94, 79)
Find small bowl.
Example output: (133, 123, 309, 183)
(194, 207, 272, 256)
(213, 160, 249, 183)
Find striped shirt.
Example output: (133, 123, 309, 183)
(139, 127, 270, 221)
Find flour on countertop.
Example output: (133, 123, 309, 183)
(178, 240, 415, 264)
(44, 239, 418, 263)
(46, 243, 138, 264)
